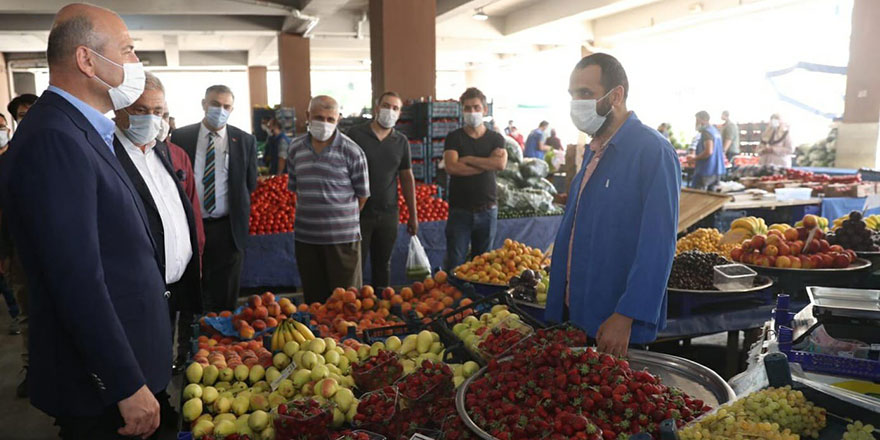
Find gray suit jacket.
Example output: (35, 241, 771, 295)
(171, 122, 257, 251)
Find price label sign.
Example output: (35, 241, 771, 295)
(270, 360, 297, 391)
(862, 194, 880, 213)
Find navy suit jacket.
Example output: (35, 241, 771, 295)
(171, 123, 257, 251)
(0, 91, 171, 417)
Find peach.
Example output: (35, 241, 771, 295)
(763, 245, 779, 257)
(265, 317, 278, 328)
(254, 306, 269, 320)
(331, 288, 345, 301)
(219, 310, 232, 318)
(248, 295, 262, 308)
(400, 287, 413, 301)
(789, 257, 802, 269)
(434, 270, 448, 284)
(267, 303, 281, 317)
(342, 291, 357, 303)
(239, 326, 255, 340)
(424, 278, 436, 290)
(412, 282, 425, 295)
(361, 285, 375, 298)
(803, 214, 819, 229)
(381, 287, 395, 300)
(783, 228, 799, 242)
(261, 292, 276, 305)
(777, 243, 791, 256)
(281, 302, 296, 315)
(775, 256, 791, 268)
(750, 235, 766, 249)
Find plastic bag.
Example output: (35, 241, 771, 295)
(406, 236, 431, 280)
(519, 158, 550, 179)
(498, 167, 524, 186)
(503, 135, 523, 164)
(524, 177, 558, 196)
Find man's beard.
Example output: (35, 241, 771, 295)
(593, 106, 615, 138)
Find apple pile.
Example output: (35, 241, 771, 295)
(730, 215, 857, 269)
(249, 175, 296, 235)
(398, 183, 449, 224)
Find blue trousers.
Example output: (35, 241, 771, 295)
(444, 206, 498, 271)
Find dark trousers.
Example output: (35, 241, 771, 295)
(168, 279, 195, 361)
(56, 391, 176, 440)
(360, 211, 399, 289)
(295, 240, 362, 304)
(0, 273, 19, 318)
(444, 206, 498, 271)
(202, 217, 242, 312)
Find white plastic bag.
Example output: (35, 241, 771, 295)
(406, 236, 431, 280)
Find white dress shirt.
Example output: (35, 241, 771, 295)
(193, 122, 230, 218)
(117, 128, 194, 284)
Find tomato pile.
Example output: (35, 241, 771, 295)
(249, 175, 296, 235)
(465, 343, 711, 440)
(399, 184, 448, 224)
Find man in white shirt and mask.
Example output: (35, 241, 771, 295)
(112, 72, 202, 371)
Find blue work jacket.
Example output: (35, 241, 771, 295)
(546, 112, 680, 344)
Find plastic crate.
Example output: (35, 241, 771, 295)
(409, 141, 425, 160)
(411, 160, 427, 181)
(858, 168, 880, 182)
(431, 101, 460, 118)
(431, 140, 445, 158)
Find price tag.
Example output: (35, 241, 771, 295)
(870, 344, 880, 351)
(863, 194, 880, 213)
(270, 360, 297, 391)
(410, 434, 436, 440)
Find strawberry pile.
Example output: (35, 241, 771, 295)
(352, 349, 404, 392)
(465, 343, 711, 440)
(275, 399, 333, 440)
(249, 175, 296, 235)
(397, 359, 454, 402)
(330, 430, 377, 440)
(516, 324, 589, 353)
(477, 327, 529, 358)
(354, 386, 398, 425)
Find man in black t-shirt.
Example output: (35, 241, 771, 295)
(347, 91, 418, 288)
(443, 87, 507, 270)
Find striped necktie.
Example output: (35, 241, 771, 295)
(203, 132, 216, 214)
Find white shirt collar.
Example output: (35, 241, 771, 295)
(199, 121, 228, 141)
(115, 127, 157, 155)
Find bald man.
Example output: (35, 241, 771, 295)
(0, 4, 171, 439)
(286, 95, 370, 303)
(171, 85, 257, 313)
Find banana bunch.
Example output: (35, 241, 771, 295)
(768, 223, 792, 232)
(796, 216, 830, 231)
(722, 216, 768, 245)
(866, 215, 880, 231)
(271, 319, 316, 351)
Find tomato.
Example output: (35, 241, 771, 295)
(248, 175, 297, 235)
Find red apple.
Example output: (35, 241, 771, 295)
(730, 248, 744, 262)
(775, 256, 792, 268)
(832, 254, 850, 268)
(777, 243, 791, 256)
(829, 244, 845, 253)
(820, 254, 834, 268)
(783, 228, 799, 242)
(803, 214, 819, 229)
(819, 239, 831, 253)
(797, 227, 809, 241)
(751, 235, 766, 249)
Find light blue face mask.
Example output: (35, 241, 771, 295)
(205, 106, 231, 128)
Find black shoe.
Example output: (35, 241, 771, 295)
(16, 375, 27, 399)
(172, 358, 186, 375)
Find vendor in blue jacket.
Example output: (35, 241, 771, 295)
(546, 53, 680, 356)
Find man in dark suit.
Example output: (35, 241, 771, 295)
(172, 85, 257, 312)
(112, 72, 202, 373)
(0, 4, 169, 439)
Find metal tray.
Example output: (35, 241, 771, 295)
(668, 276, 773, 295)
(746, 257, 872, 273)
(455, 349, 735, 440)
(806, 286, 880, 321)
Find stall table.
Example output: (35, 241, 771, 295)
(241, 215, 564, 289)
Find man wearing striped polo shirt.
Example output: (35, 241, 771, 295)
(287, 95, 370, 303)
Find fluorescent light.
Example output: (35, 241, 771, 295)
(688, 3, 703, 13)
(473, 8, 489, 21)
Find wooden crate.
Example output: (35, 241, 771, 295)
(678, 188, 732, 234)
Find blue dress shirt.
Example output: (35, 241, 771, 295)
(46, 85, 116, 154)
(546, 112, 681, 344)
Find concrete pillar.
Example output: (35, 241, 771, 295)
(836, 0, 880, 169)
(248, 65, 268, 108)
(369, 0, 436, 102)
(278, 33, 311, 134)
(0, 53, 11, 124)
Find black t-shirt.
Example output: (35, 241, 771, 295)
(444, 128, 504, 210)
(346, 122, 411, 214)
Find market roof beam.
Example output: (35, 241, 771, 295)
(0, 14, 286, 33)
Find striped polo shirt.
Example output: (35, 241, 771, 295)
(287, 131, 370, 245)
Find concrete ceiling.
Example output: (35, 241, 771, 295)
(0, 0, 791, 71)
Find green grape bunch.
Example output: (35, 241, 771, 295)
(842, 421, 876, 440)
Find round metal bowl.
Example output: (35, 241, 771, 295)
(667, 275, 774, 296)
(455, 349, 734, 440)
(746, 257, 871, 272)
